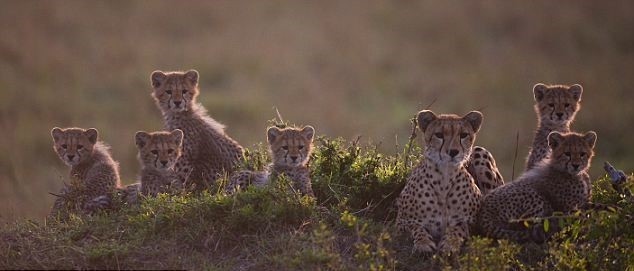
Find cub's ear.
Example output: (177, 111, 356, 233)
(547, 131, 565, 150)
(301, 126, 315, 141)
(171, 129, 184, 145)
(51, 127, 64, 142)
(569, 84, 583, 101)
(135, 131, 150, 149)
(533, 83, 548, 102)
(185, 70, 199, 85)
(267, 127, 282, 144)
(463, 111, 483, 133)
(151, 71, 167, 88)
(583, 131, 597, 148)
(416, 110, 437, 133)
(84, 128, 99, 144)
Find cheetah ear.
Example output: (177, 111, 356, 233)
(547, 131, 565, 150)
(583, 131, 597, 148)
(51, 127, 64, 142)
(416, 110, 437, 133)
(185, 70, 199, 85)
(533, 83, 548, 102)
(135, 131, 150, 149)
(84, 128, 98, 144)
(463, 111, 483, 133)
(171, 129, 184, 145)
(301, 126, 315, 141)
(151, 71, 167, 88)
(267, 127, 282, 144)
(569, 84, 583, 101)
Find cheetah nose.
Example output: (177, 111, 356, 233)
(173, 101, 182, 107)
(290, 156, 298, 162)
(572, 164, 580, 170)
(448, 149, 459, 158)
(67, 154, 75, 160)
(556, 113, 564, 118)
(160, 160, 168, 166)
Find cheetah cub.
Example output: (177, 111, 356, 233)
(50, 127, 121, 216)
(151, 70, 244, 189)
(226, 126, 315, 196)
(526, 83, 583, 170)
(120, 130, 184, 204)
(396, 110, 483, 254)
(477, 131, 596, 242)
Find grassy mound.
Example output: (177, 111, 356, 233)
(1, 137, 633, 270)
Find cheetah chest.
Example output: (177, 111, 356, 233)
(401, 164, 479, 238)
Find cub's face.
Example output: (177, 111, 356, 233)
(268, 126, 315, 167)
(51, 127, 98, 166)
(417, 110, 483, 166)
(150, 70, 199, 113)
(548, 131, 596, 174)
(136, 129, 184, 171)
(533, 83, 582, 126)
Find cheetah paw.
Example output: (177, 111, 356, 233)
(413, 240, 437, 255)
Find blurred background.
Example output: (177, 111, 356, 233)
(0, 0, 632, 221)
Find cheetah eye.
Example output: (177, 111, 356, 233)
(182, 89, 187, 94)
(580, 152, 586, 157)
(548, 103, 555, 107)
(564, 103, 570, 107)
(460, 133, 469, 139)
(151, 150, 159, 155)
(298, 145, 304, 150)
(434, 133, 444, 139)
(77, 145, 83, 150)
(564, 152, 571, 157)
(167, 149, 174, 154)
(282, 146, 289, 151)
(165, 90, 172, 95)
(61, 144, 68, 149)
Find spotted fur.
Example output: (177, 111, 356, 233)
(477, 131, 596, 242)
(396, 110, 483, 254)
(151, 70, 244, 189)
(226, 126, 315, 196)
(526, 83, 583, 170)
(467, 146, 504, 195)
(49, 127, 120, 216)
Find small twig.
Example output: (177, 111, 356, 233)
(403, 117, 418, 167)
(274, 106, 285, 126)
(511, 131, 520, 180)
(49, 192, 66, 198)
(424, 97, 438, 110)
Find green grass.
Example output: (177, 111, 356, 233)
(1, 138, 633, 270)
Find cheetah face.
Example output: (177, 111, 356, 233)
(51, 127, 98, 166)
(151, 70, 199, 113)
(533, 83, 582, 126)
(268, 126, 315, 167)
(136, 129, 184, 171)
(417, 110, 482, 166)
(548, 131, 596, 174)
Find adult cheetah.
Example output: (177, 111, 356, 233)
(396, 110, 483, 254)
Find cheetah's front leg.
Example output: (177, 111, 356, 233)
(438, 221, 468, 254)
(411, 226, 437, 254)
